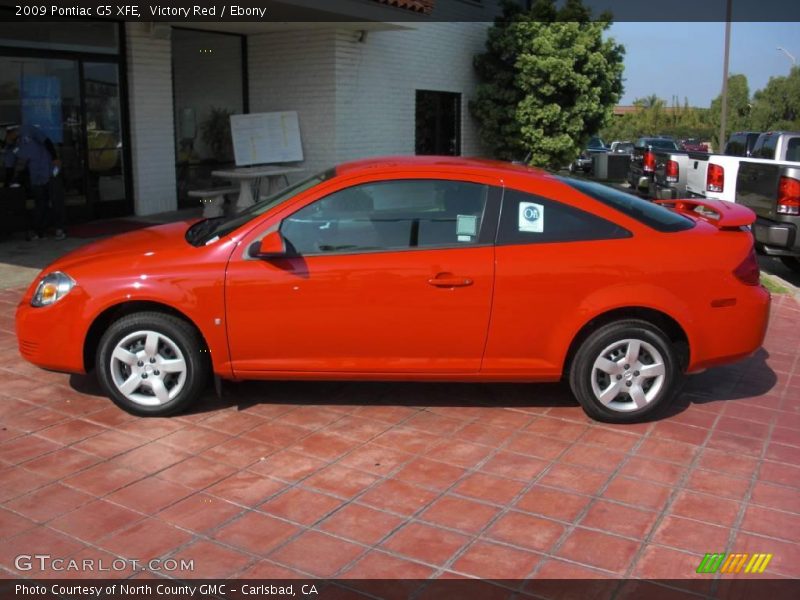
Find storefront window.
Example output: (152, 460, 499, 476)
(172, 28, 245, 207)
(0, 22, 128, 230)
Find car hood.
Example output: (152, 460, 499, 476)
(47, 220, 197, 273)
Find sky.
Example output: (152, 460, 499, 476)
(607, 22, 799, 107)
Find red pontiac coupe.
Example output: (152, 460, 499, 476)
(16, 157, 769, 423)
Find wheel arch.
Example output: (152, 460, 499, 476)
(563, 306, 690, 377)
(83, 301, 210, 372)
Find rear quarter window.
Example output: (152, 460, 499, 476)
(559, 178, 695, 233)
(497, 188, 631, 245)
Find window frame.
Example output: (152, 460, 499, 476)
(274, 178, 502, 258)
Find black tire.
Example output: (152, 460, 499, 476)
(568, 319, 682, 423)
(96, 311, 209, 417)
(780, 256, 800, 273)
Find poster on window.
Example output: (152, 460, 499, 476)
(230, 111, 303, 166)
(21, 76, 63, 143)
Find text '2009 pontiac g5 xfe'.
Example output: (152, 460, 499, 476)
(16, 157, 770, 423)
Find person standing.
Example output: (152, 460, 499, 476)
(10, 123, 66, 240)
(3, 124, 20, 186)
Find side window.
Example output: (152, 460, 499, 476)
(497, 189, 631, 245)
(725, 137, 744, 156)
(754, 135, 778, 159)
(280, 179, 490, 255)
(785, 138, 800, 162)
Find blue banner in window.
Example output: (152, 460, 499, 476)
(21, 75, 63, 143)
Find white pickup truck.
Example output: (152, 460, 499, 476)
(686, 131, 800, 202)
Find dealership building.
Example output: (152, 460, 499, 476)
(0, 0, 502, 227)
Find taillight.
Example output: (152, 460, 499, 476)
(733, 248, 760, 286)
(707, 164, 724, 193)
(666, 160, 679, 183)
(643, 151, 655, 173)
(777, 176, 800, 215)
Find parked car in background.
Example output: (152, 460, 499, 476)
(16, 156, 769, 423)
(610, 141, 634, 154)
(687, 131, 798, 203)
(737, 158, 800, 272)
(628, 137, 681, 193)
(679, 139, 709, 153)
(570, 136, 607, 173)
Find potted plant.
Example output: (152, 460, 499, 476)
(200, 107, 234, 163)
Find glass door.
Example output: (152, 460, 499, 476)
(0, 56, 88, 218)
(83, 61, 126, 218)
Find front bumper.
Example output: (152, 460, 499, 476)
(16, 287, 89, 374)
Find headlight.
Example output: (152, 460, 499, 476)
(31, 272, 75, 307)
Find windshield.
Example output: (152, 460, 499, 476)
(587, 137, 606, 149)
(187, 169, 335, 246)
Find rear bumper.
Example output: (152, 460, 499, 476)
(651, 181, 679, 200)
(687, 285, 771, 372)
(753, 217, 799, 257)
(628, 171, 652, 190)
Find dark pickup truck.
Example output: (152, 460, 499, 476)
(628, 137, 681, 194)
(737, 159, 800, 272)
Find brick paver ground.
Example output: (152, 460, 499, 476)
(1, 285, 799, 589)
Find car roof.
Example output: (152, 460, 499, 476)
(335, 155, 555, 180)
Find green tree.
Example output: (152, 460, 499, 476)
(750, 66, 800, 131)
(708, 74, 752, 149)
(470, 0, 625, 168)
(599, 95, 713, 144)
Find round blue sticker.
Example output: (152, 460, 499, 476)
(523, 206, 540, 222)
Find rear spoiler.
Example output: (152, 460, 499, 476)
(654, 198, 756, 229)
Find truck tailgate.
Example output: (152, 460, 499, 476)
(736, 161, 782, 219)
(685, 151, 709, 196)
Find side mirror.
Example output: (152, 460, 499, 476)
(253, 230, 287, 259)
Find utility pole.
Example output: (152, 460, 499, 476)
(719, 0, 733, 149)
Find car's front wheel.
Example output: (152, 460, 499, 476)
(568, 320, 682, 423)
(96, 312, 209, 416)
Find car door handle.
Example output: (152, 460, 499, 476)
(427, 275, 473, 288)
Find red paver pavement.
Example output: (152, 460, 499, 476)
(0, 286, 799, 585)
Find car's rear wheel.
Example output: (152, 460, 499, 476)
(569, 320, 682, 423)
(96, 312, 209, 416)
(780, 256, 800, 273)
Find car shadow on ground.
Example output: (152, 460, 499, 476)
(68, 347, 777, 424)
(759, 255, 800, 289)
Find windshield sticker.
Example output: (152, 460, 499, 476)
(457, 214, 478, 236)
(519, 202, 544, 233)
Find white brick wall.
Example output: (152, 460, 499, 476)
(248, 29, 339, 176)
(333, 22, 488, 164)
(247, 22, 490, 177)
(125, 23, 177, 216)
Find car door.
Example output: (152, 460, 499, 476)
(225, 176, 501, 374)
(482, 186, 632, 376)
